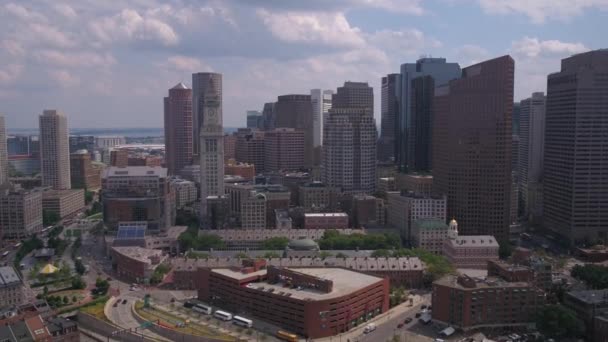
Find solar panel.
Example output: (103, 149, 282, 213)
(116, 226, 146, 239)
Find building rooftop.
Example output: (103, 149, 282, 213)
(214, 267, 383, 300)
(0, 267, 22, 288)
(104, 166, 167, 178)
(304, 213, 348, 218)
(111, 246, 163, 265)
(435, 275, 533, 290)
(287, 238, 319, 251)
(171, 82, 189, 90)
(567, 290, 608, 305)
(41, 189, 83, 199)
(447, 235, 498, 248)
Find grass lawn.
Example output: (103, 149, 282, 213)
(134, 302, 236, 341)
(49, 289, 86, 301)
(86, 212, 102, 219)
(81, 298, 109, 322)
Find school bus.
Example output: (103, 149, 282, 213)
(276, 330, 298, 342)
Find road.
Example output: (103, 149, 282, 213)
(106, 294, 171, 341)
(357, 302, 431, 342)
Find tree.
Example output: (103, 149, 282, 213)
(75, 259, 86, 275)
(63, 296, 69, 304)
(571, 264, 608, 289)
(43, 210, 60, 226)
(319, 251, 333, 259)
(535, 304, 585, 339)
(498, 239, 513, 259)
(235, 252, 249, 259)
(261, 237, 290, 250)
(72, 295, 78, 303)
(336, 252, 348, 258)
(85, 190, 94, 204)
(72, 277, 86, 289)
(263, 251, 280, 259)
(372, 249, 391, 257)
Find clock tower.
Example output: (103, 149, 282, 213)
(193, 72, 225, 219)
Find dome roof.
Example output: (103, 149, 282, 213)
(449, 218, 458, 225)
(287, 238, 319, 251)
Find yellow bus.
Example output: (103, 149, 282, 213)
(276, 330, 298, 342)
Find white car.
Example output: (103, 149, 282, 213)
(363, 324, 376, 334)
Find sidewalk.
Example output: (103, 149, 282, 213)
(313, 295, 425, 342)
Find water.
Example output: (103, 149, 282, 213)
(8, 127, 240, 137)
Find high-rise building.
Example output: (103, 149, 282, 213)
(264, 128, 305, 172)
(7, 135, 34, 156)
(69, 135, 95, 153)
(274, 95, 314, 167)
(397, 58, 461, 173)
(164, 83, 193, 175)
(323, 107, 377, 194)
(235, 128, 265, 173)
(332, 82, 373, 116)
(543, 50, 608, 243)
(193, 72, 225, 216)
(512, 102, 521, 135)
(432, 56, 514, 242)
(95, 136, 125, 149)
(310, 89, 333, 147)
(387, 191, 447, 243)
(0, 188, 43, 239)
(110, 149, 129, 167)
(262, 102, 275, 130)
(246, 110, 263, 129)
(39, 110, 71, 189)
(379, 74, 400, 162)
(70, 150, 102, 191)
(223, 133, 237, 161)
(518, 92, 546, 222)
(0, 116, 8, 186)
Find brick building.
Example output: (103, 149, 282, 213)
(442, 219, 499, 269)
(110, 246, 167, 283)
(70, 150, 102, 190)
(224, 160, 256, 181)
(42, 189, 85, 219)
(304, 213, 349, 230)
(264, 128, 305, 172)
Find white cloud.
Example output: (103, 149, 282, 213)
(52, 3, 77, 19)
(29, 23, 75, 48)
(368, 29, 442, 56)
(454, 44, 490, 65)
(1, 40, 25, 56)
(48, 69, 80, 87)
(477, 0, 608, 23)
(3, 3, 46, 22)
(257, 9, 365, 48)
(0, 64, 23, 84)
(89, 9, 179, 46)
(511, 37, 588, 58)
(356, 0, 425, 14)
(35, 50, 116, 68)
(164, 55, 212, 72)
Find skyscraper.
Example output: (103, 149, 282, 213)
(164, 82, 193, 175)
(264, 128, 305, 172)
(262, 102, 275, 130)
(310, 89, 333, 147)
(193, 72, 225, 216)
(246, 110, 263, 129)
(0, 116, 8, 186)
(332, 82, 373, 116)
(432, 56, 514, 242)
(543, 50, 608, 243)
(518, 92, 546, 221)
(379, 74, 400, 162)
(39, 110, 71, 189)
(274, 95, 314, 167)
(397, 58, 461, 173)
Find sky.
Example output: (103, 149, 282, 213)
(0, 0, 606, 129)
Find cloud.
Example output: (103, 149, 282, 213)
(48, 69, 80, 88)
(238, 0, 425, 15)
(0, 64, 23, 84)
(35, 50, 116, 68)
(3, 3, 46, 22)
(89, 9, 179, 46)
(29, 23, 75, 48)
(257, 9, 365, 48)
(52, 3, 77, 19)
(1, 39, 25, 56)
(477, 0, 608, 23)
(454, 44, 490, 65)
(368, 29, 442, 56)
(164, 55, 212, 72)
(511, 37, 589, 58)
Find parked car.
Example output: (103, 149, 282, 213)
(415, 313, 421, 318)
(404, 317, 413, 324)
(421, 305, 427, 309)
(363, 324, 376, 334)
(397, 323, 404, 328)
(122, 299, 127, 304)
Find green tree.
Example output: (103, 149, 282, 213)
(72, 295, 78, 303)
(261, 237, 290, 250)
(43, 210, 60, 226)
(319, 251, 333, 259)
(571, 264, 608, 289)
(263, 251, 280, 258)
(63, 296, 69, 304)
(235, 252, 249, 259)
(75, 259, 86, 275)
(85, 190, 94, 204)
(498, 239, 513, 259)
(535, 304, 585, 339)
(372, 249, 391, 257)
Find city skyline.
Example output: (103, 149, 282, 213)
(0, 1, 602, 129)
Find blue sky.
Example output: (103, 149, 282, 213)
(0, 0, 605, 129)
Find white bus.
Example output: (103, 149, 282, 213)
(233, 316, 253, 328)
(213, 310, 233, 321)
(193, 304, 212, 315)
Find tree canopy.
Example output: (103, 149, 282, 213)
(318, 230, 401, 250)
(261, 237, 290, 250)
(571, 264, 608, 289)
(535, 304, 585, 339)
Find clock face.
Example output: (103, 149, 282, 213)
(206, 107, 217, 124)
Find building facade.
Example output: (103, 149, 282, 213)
(274, 94, 314, 168)
(39, 110, 71, 189)
(110, 246, 167, 283)
(299, 182, 340, 212)
(169, 178, 197, 209)
(246, 110, 263, 129)
(432, 56, 514, 242)
(223, 133, 237, 161)
(235, 128, 265, 173)
(70, 150, 102, 190)
(164, 83, 193, 176)
(543, 50, 608, 243)
(0, 267, 25, 307)
(224, 161, 255, 181)
(42, 189, 85, 219)
(442, 220, 499, 269)
(264, 128, 305, 172)
(379, 74, 400, 162)
(0, 116, 8, 186)
(95, 136, 125, 148)
(0, 188, 43, 239)
(386, 191, 446, 243)
(310, 89, 333, 148)
(411, 218, 449, 255)
(397, 58, 461, 173)
(304, 213, 349, 230)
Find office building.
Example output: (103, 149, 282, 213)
(379, 74, 400, 162)
(69, 135, 95, 153)
(396, 173, 433, 196)
(224, 160, 255, 181)
(387, 191, 446, 242)
(323, 108, 377, 194)
(304, 213, 349, 230)
(274, 94, 314, 167)
(411, 219, 449, 255)
(352, 194, 386, 227)
(197, 262, 389, 338)
(235, 128, 265, 172)
(332, 81, 373, 116)
(70, 150, 102, 190)
(310, 89, 333, 147)
(0, 266, 24, 308)
(246, 110, 263, 129)
(397, 58, 461, 173)
(164, 83, 193, 175)
(0, 116, 8, 186)
(169, 178, 198, 209)
(8, 155, 40, 176)
(39, 110, 71, 189)
(95, 136, 125, 148)
(101, 166, 174, 231)
(0, 188, 43, 239)
(564, 290, 608, 339)
(262, 102, 275, 130)
(109, 149, 128, 167)
(223, 133, 237, 161)
(7, 135, 36, 156)
(299, 182, 339, 212)
(378, 177, 397, 195)
(543, 50, 608, 243)
(110, 246, 167, 283)
(264, 128, 305, 172)
(432, 56, 514, 242)
(241, 192, 267, 229)
(432, 274, 545, 331)
(41, 189, 85, 220)
(193, 72, 224, 216)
